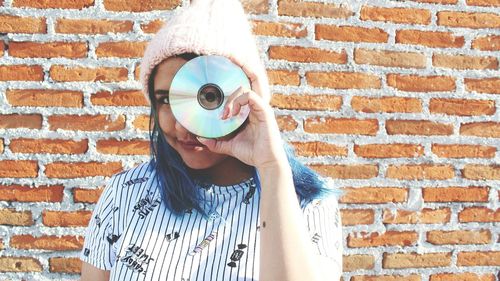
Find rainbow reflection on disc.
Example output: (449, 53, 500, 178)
(169, 55, 251, 138)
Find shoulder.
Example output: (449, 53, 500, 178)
(107, 160, 156, 189)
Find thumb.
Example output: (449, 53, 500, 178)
(196, 136, 231, 155)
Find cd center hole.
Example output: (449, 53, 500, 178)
(206, 92, 216, 102)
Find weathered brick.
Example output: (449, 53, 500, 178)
(56, 18, 133, 34)
(140, 20, 165, 34)
(433, 54, 498, 70)
(290, 141, 347, 157)
(316, 25, 389, 43)
(276, 115, 298, 132)
(252, 20, 307, 38)
(0, 160, 38, 178)
(431, 273, 495, 281)
(414, 0, 457, 3)
(10, 138, 88, 154)
(271, 94, 342, 111)
(386, 164, 454, 180)
(49, 257, 81, 273)
(387, 74, 455, 92)
(0, 15, 46, 33)
(423, 186, 489, 202)
(339, 187, 407, 204)
(467, 0, 500, 6)
(0, 139, 3, 154)
(432, 144, 496, 158)
(0, 185, 64, 202)
(0, 65, 44, 81)
(354, 48, 426, 69)
(307, 72, 381, 89)
(462, 164, 500, 180)
(241, 0, 268, 14)
(0, 257, 42, 272)
(310, 165, 379, 180)
(9, 42, 87, 58)
(96, 139, 149, 155)
(103, 0, 181, 12)
(383, 208, 451, 224)
(472, 35, 500, 51)
(457, 251, 500, 266)
(50, 65, 128, 82)
(343, 255, 375, 272)
(361, 6, 431, 24)
(13, 0, 94, 9)
(304, 117, 379, 135)
(6, 89, 83, 107)
(354, 144, 424, 158)
(267, 70, 300, 86)
(459, 207, 500, 222)
(132, 114, 151, 131)
(348, 231, 418, 248)
(0, 114, 42, 129)
(464, 78, 500, 94)
(351, 96, 422, 113)
(278, 0, 353, 18)
(72, 187, 104, 203)
(427, 230, 491, 245)
(386, 120, 453, 136)
(10, 235, 83, 250)
(269, 46, 346, 64)
(352, 275, 421, 281)
(396, 30, 464, 48)
(96, 41, 147, 58)
(438, 11, 500, 28)
(0, 208, 33, 226)
(460, 122, 500, 138)
(48, 114, 126, 131)
(91, 90, 148, 106)
(383, 252, 452, 268)
(42, 210, 92, 227)
(430, 98, 495, 116)
(0, 41, 4, 56)
(341, 209, 375, 225)
(45, 161, 122, 178)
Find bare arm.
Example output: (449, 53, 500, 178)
(80, 261, 110, 281)
(258, 163, 325, 281)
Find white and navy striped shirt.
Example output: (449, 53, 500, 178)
(80, 161, 342, 280)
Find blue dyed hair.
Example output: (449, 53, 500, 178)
(148, 53, 341, 218)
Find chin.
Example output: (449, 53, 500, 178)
(179, 153, 227, 170)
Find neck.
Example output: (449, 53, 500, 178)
(188, 157, 254, 186)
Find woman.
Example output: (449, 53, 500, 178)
(80, 1, 342, 280)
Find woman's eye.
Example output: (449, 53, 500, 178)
(157, 96, 169, 104)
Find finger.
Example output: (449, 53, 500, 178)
(230, 90, 272, 121)
(223, 86, 248, 119)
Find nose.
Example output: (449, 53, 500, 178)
(174, 119, 192, 137)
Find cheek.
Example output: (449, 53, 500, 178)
(157, 107, 175, 134)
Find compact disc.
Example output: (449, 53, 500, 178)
(169, 55, 251, 138)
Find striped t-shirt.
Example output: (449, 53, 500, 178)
(80, 161, 342, 280)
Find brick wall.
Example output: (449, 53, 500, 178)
(0, 0, 498, 280)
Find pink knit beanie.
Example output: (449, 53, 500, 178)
(140, 0, 270, 104)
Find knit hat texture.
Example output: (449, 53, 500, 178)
(140, 0, 270, 104)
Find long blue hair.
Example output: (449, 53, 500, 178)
(148, 53, 341, 218)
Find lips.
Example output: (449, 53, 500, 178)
(178, 139, 206, 150)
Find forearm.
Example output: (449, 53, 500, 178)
(258, 162, 321, 281)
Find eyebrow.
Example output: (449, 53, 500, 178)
(154, 89, 169, 96)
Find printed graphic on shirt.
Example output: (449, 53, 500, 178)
(122, 177, 149, 188)
(133, 191, 161, 219)
(227, 244, 247, 268)
(118, 244, 155, 275)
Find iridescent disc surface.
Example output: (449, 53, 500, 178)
(169, 55, 251, 138)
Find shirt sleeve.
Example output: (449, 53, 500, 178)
(80, 177, 118, 270)
(303, 195, 343, 276)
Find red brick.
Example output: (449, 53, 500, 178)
(460, 122, 500, 138)
(72, 187, 104, 203)
(343, 255, 375, 272)
(0, 185, 64, 202)
(9, 42, 87, 58)
(271, 94, 342, 111)
(387, 74, 455, 92)
(56, 18, 133, 34)
(50, 65, 128, 82)
(252, 20, 307, 38)
(339, 187, 408, 204)
(457, 251, 500, 266)
(396, 30, 464, 48)
(10, 235, 83, 250)
(414, 0, 457, 3)
(103, 0, 181, 12)
(276, 115, 298, 132)
(0, 15, 46, 33)
(0, 65, 44, 81)
(423, 186, 489, 202)
(351, 96, 422, 113)
(383, 252, 452, 268)
(438, 11, 500, 28)
(6, 89, 83, 107)
(348, 231, 418, 247)
(431, 144, 496, 158)
(361, 6, 431, 24)
(341, 209, 375, 225)
(304, 117, 379, 135)
(0, 114, 42, 129)
(45, 161, 122, 179)
(0, 256, 42, 272)
(433, 54, 498, 70)
(10, 138, 88, 154)
(0, 41, 4, 56)
(467, 0, 500, 6)
(459, 207, 500, 222)
(96, 139, 149, 155)
(49, 257, 81, 274)
(42, 210, 92, 227)
(291, 141, 347, 157)
(386, 120, 453, 136)
(386, 164, 454, 180)
(464, 78, 500, 94)
(427, 230, 491, 245)
(241, 0, 269, 14)
(48, 114, 126, 131)
(267, 70, 300, 86)
(430, 273, 495, 281)
(352, 275, 421, 281)
(0, 160, 38, 178)
(310, 165, 379, 180)
(307, 71, 381, 89)
(132, 114, 151, 131)
(0, 208, 33, 226)
(278, 0, 353, 18)
(429, 98, 495, 116)
(462, 164, 500, 180)
(383, 208, 451, 224)
(354, 49, 426, 69)
(354, 144, 424, 158)
(13, 0, 94, 9)
(140, 20, 165, 34)
(91, 90, 148, 106)
(96, 41, 147, 58)
(472, 35, 500, 51)
(316, 25, 388, 43)
(269, 46, 346, 64)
